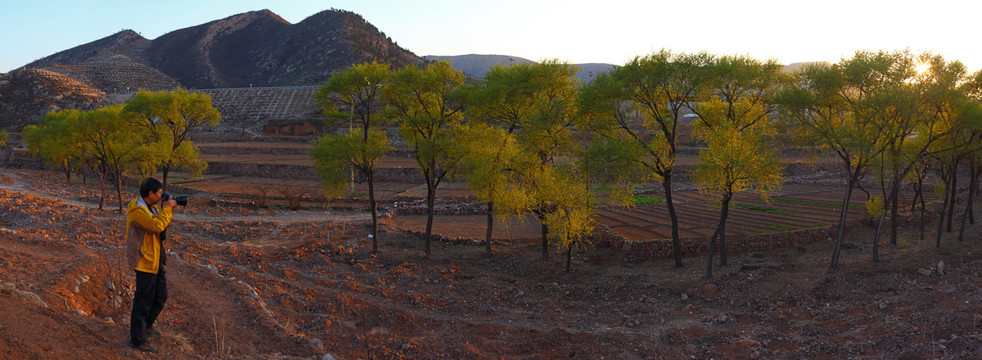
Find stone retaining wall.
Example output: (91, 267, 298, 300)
(596, 225, 837, 262)
(204, 161, 423, 183)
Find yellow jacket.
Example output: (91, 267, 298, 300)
(125, 197, 173, 274)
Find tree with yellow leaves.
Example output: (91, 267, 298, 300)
(23, 109, 88, 183)
(123, 89, 220, 190)
(693, 55, 786, 278)
(312, 62, 392, 252)
(455, 122, 533, 257)
(692, 103, 783, 278)
(383, 61, 467, 258)
(578, 50, 713, 268)
(463, 60, 590, 261)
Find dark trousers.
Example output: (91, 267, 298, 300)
(129, 266, 167, 345)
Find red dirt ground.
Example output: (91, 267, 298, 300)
(1, 168, 981, 359)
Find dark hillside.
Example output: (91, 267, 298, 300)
(144, 9, 424, 88)
(51, 55, 181, 93)
(0, 69, 110, 131)
(145, 10, 292, 88)
(24, 30, 150, 69)
(15, 8, 424, 91)
(1, 8, 425, 130)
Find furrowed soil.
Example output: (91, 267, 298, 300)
(1, 168, 981, 359)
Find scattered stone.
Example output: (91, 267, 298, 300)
(937, 260, 945, 275)
(75, 309, 88, 317)
(309, 338, 324, 351)
(321, 354, 337, 360)
(104, 317, 114, 324)
(680, 293, 689, 301)
(2, 283, 47, 308)
(918, 268, 933, 277)
(701, 284, 718, 300)
(878, 301, 888, 310)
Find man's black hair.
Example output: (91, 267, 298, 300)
(140, 178, 163, 198)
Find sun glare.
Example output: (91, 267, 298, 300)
(915, 62, 931, 75)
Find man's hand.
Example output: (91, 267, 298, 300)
(163, 198, 178, 208)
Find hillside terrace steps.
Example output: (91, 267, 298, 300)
(193, 86, 320, 130)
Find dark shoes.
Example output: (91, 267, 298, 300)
(128, 328, 160, 352)
(128, 340, 157, 353)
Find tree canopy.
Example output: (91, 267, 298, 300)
(123, 88, 220, 190)
(312, 62, 393, 252)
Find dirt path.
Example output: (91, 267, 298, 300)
(0, 170, 372, 224)
(3, 168, 981, 359)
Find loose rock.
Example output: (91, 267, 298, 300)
(701, 284, 718, 299)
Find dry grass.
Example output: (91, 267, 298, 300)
(163, 330, 195, 353)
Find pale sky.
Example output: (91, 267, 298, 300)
(2, 0, 980, 73)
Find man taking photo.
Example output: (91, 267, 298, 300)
(125, 178, 177, 352)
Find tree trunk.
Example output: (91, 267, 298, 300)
(946, 169, 958, 233)
(958, 163, 976, 242)
(719, 195, 731, 267)
(98, 165, 107, 210)
(706, 194, 731, 278)
(424, 180, 435, 258)
(872, 209, 887, 263)
(485, 202, 494, 258)
(663, 174, 684, 268)
(831, 177, 857, 271)
(935, 174, 950, 248)
(969, 163, 979, 225)
(540, 217, 549, 260)
(706, 227, 719, 279)
(913, 174, 926, 240)
(368, 170, 378, 253)
(162, 164, 171, 192)
(564, 244, 572, 274)
(114, 165, 125, 212)
(871, 178, 888, 249)
(889, 182, 900, 246)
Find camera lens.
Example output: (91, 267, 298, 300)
(175, 195, 188, 207)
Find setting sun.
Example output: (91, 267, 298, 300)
(915, 61, 931, 75)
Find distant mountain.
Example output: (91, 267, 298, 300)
(425, 54, 617, 81)
(424, 54, 535, 78)
(576, 63, 618, 82)
(21, 9, 423, 90)
(2, 8, 425, 129)
(782, 61, 831, 73)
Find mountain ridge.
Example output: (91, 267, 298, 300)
(424, 54, 617, 81)
(1, 8, 424, 130)
(19, 9, 424, 90)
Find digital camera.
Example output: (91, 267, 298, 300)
(161, 192, 188, 206)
